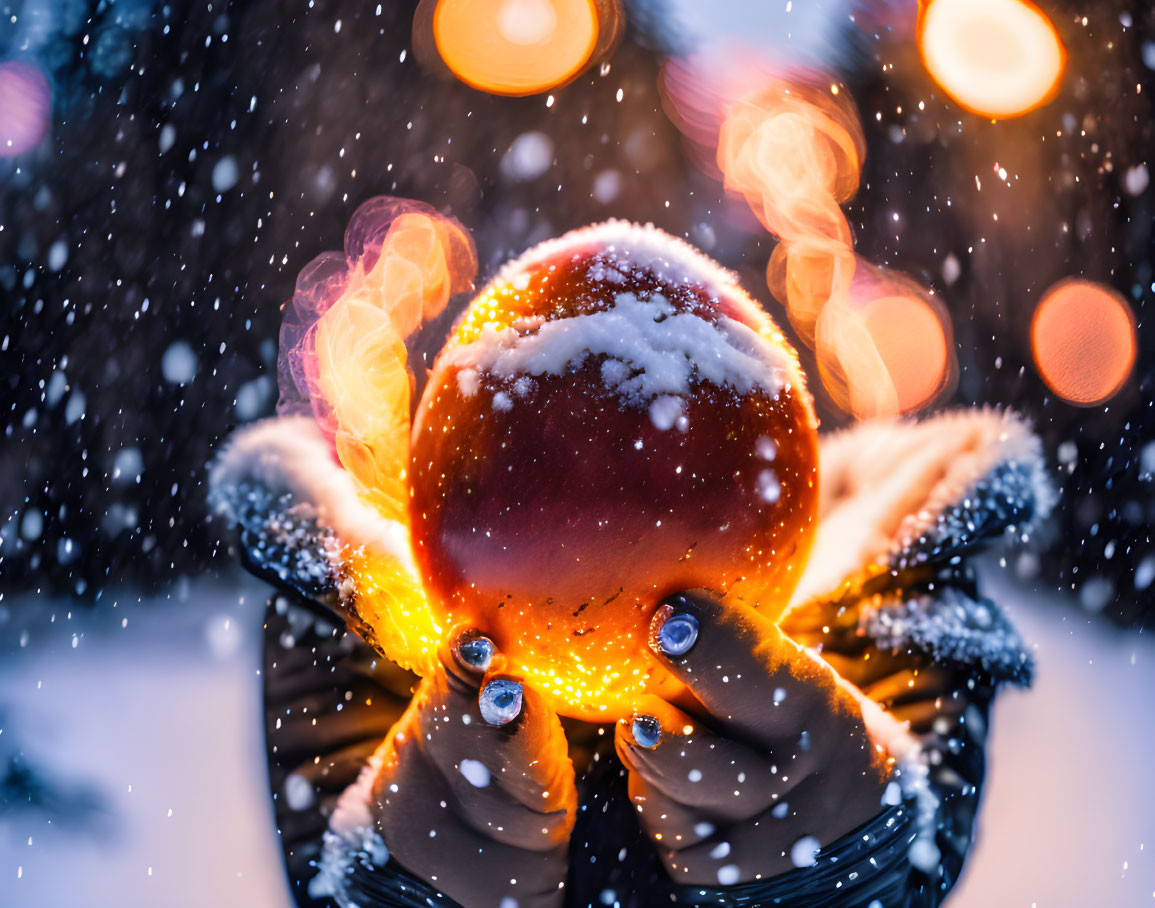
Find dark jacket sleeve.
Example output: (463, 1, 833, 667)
(262, 593, 464, 908)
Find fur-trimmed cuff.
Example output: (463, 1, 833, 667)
(208, 416, 417, 603)
(792, 408, 1055, 609)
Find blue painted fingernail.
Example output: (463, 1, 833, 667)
(631, 714, 662, 749)
(456, 633, 495, 673)
(479, 679, 523, 726)
(655, 610, 699, 657)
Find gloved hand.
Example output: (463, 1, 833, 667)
(221, 409, 1047, 907)
(370, 630, 577, 908)
(615, 590, 890, 887)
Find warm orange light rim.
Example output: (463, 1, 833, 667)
(432, 0, 601, 97)
(915, 0, 1067, 119)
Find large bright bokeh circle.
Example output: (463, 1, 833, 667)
(433, 0, 599, 97)
(919, 0, 1065, 118)
(860, 293, 951, 415)
(1031, 279, 1136, 407)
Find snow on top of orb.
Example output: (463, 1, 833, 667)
(493, 219, 756, 305)
(449, 289, 790, 408)
(448, 222, 798, 413)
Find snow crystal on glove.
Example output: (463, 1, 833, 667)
(210, 479, 339, 604)
(891, 457, 1054, 572)
(862, 586, 1033, 686)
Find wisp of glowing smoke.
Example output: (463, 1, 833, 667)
(665, 60, 954, 418)
(719, 82, 863, 249)
(276, 197, 476, 672)
(279, 197, 476, 508)
(717, 82, 862, 346)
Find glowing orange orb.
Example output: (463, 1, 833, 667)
(409, 223, 819, 719)
(1031, 279, 1136, 406)
(918, 0, 1065, 118)
(432, 0, 599, 96)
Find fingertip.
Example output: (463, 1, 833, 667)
(630, 714, 662, 749)
(441, 624, 496, 672)
(650, 597, 702, 659)
(455, 630, 496, 673)
(441, 626, 510, 695)
(617, 695, 697, 752)
(478, 677, 523, 726)
(646, 591, 798, 740)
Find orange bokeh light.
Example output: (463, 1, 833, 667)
(862, 294, 951, 414)
(815, 268, 953, 420)
(432, 0, 600, 96)
(1031, 279, 1136, 406)
(918, 0, 1065, 118)
(717, 82, 863, 349)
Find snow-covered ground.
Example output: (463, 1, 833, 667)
(1, 570, 1152, 907)
(951, 568, 1155, 907)
(0, 577, 291, 908)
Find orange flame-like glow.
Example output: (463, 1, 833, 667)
(917, 0, 1065, 119)
(720, 83, 864, 249)
(278, 198, 477, 672)
(708, 75, 953, 417)
(1031, 279, 1136, 406)
(428, 0, 608, 97)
